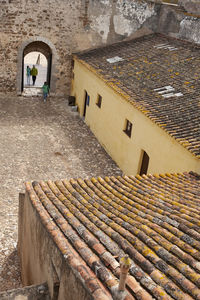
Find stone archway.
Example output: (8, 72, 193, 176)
(17, 37, 58, 95)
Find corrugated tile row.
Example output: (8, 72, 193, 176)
(26, 171, 200, 299)
(75, 34, 200, 158)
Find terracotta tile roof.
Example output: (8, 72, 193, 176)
(74, 34, 200, 159)
(26, 171, 200, 299)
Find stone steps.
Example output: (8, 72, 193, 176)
(22, 87, 43, 97)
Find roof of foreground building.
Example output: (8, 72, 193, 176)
(74, 34, 200, 159)
(26, 171, 200, 300)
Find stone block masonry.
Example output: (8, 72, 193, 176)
(0, 0, 157, 95)
(0, 0, 200, 95)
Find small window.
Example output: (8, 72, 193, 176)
(139, 150, 149, 175)
(124, 119, 132, 138)
(96, 94, 102, 108)
(71, 59, 75, 69)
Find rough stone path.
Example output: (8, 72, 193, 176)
(0, 95, 122, 292)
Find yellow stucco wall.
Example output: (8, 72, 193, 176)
(71, 59, 200, 175)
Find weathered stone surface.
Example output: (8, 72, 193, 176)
(179, 0, 200, 14)
(0, 0, 156, 95)
(151, 2, 200, 44)
(0, 283, 50, 300)
(179, 17, 200, 44)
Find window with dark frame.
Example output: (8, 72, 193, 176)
(96, 94, 102, 108)
(86, 94, 90, 106)
(124, 119, 132, 138)
(139, 150, 149, 175)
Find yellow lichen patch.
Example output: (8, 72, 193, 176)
(120, 255, 132, 266)
(142, 247, 157, 258)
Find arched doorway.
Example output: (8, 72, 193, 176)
(17, 38, 57, 95)
(22, 41, 52, 92)
(24, 52, 48, 87)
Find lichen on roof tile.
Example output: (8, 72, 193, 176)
(25, 171, 200, 299)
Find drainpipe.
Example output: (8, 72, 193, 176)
(118, 255, 132, 292)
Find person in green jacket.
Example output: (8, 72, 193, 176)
(30, 65, 38, 86)
(42, 82, 49, 102)
(26, 66, 31, 85)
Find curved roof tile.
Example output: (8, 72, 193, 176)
(25, 171, 200, 299)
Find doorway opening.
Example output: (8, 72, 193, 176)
(83, 90, 90, 118)
(139, 150, 149, 175)
(21, 41, 52, 95)
(24, 52, 47, 88)
(17, 38, 57, 95)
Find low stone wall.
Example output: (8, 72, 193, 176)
(18, 192, 93, 300)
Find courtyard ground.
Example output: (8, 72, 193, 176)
(0, 94, 122, 292)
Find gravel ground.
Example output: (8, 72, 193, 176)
(0, 94, 122, 292)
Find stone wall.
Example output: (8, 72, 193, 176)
(0, 0, 156, 95)
(144, 0, 200, 43)
(1, 0, 200, 96)
(153, 2, 200, 43)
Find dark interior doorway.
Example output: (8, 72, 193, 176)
(83, 91, 90, 118)
(22, 41, 52, 93)
(139, 150, 149, 175)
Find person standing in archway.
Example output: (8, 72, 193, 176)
(31, 65, 38, 86)
(26, 66, 31, 85)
